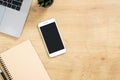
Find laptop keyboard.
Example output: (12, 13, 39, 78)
(0, 0, 23, 11)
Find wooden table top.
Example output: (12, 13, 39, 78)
(0, 0, 120, 80)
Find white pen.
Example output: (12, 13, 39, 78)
(0, 68, 7, 80)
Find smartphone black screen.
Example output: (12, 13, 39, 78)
(40, 22, 64, 54)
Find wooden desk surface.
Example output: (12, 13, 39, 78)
(0, 0, 120, 80)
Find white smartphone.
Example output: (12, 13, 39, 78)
(38, 18, 66, 57)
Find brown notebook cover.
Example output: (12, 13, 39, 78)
(0, 40, 51, 80)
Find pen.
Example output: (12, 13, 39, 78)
(0, 68, 7, 80)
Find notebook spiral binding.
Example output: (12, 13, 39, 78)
(0, 56, 13, 80)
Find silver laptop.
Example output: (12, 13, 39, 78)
(0, 0, 32, 38)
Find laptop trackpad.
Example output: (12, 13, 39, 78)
(0, 5, 5, 23)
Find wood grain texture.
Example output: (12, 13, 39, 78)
(0, 0, 120, 80)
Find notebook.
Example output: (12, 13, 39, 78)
(0, 40, 51, 80)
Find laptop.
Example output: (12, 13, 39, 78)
(0, 0, 32, 38)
